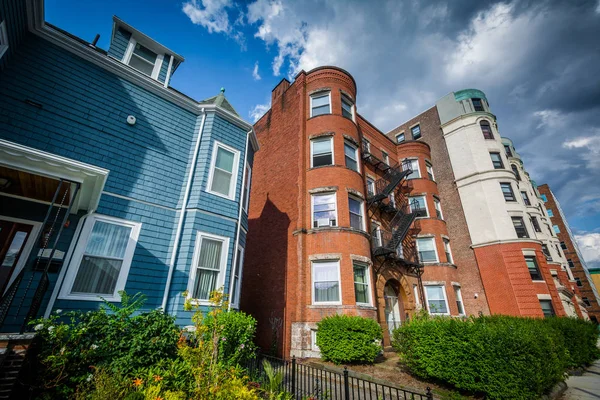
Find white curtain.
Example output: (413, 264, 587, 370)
(193, 238, 222, 300)
(314, 262, 339, 302)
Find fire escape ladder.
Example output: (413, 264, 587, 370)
(367, 161, 412, 206)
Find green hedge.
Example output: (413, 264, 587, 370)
(316, 315, 382, 364)
(392, 315, 600, 400)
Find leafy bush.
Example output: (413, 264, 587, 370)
(392, 314, 600, 400)
(544, 317, 600, 368)
(203, 308, 258, 366)
(316, 315, 382, 364)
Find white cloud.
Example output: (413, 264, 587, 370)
(596, 0, 600, 14)
(249, 102, 270, 122)
(533, 109, 564, 129)
(252, 61, 261, 80)
(575, 232, 600, 268)
(562, 133, 600, 170)
(182, 0, 245, 46)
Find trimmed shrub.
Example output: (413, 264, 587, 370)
(316, 315, 382, 364)
(392, 315, 599, 400)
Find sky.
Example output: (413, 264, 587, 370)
(46, 0, 600, 268)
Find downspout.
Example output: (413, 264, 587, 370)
(228, 130, 251, 310)
(161, 108, 207, 311)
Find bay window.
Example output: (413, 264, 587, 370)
(310, 92, 331, 117)
(208, 142, 240, 200)
(348, 196, 364, 230)
(311, 137, 334, 167)
(344, 141, 358, 171)
(313, 260, 341, 304)
(190, 232, 229, 302)
(312, 193, 337, 228)
(416, 237, 438, 262)
(424, 285, 449, 315)
(403, 159, 420, 179)
(353, 263, 371, 305)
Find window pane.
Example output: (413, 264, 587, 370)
(313, 138, 333, 167)
(396, 133, 405, 143)
(525, 256, 541, 280)
(540, 300, 554, 317)
(404, 159, 420, 179)
(312, 94, 330, 116)
(211, 168, 232, 195)
(547, 209, 554, 217)
(345, 143, 358, 170)
(198, 239, 222, 271)
(426, 286, 448, 314)
(129, 54, 155, 76)
(215, 147, 235, 173)
(85, 221, 131, 259)
(72, 256, 121, 294)
(342, 98, 353, 119)
(501, 183, 515, 201)
(417, 238, 437, 262)
(314, 262, 339, 302)
(1, 231, 28, 267)
(353, 264, 369, 304)
(133, 43, 157, 63)
(193, 269, 219, 300)
(411, 125, 421, 139)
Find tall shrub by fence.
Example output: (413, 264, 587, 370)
(392, 315, 600, 400)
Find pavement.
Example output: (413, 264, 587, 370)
(562, 360, 600, 399)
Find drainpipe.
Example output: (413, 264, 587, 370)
(161, 109, 207, 311)
(228, 130, 251, 310)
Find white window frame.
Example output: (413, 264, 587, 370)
(403, 158, 421, 179)
(230, 245, 245, 309)
(453, 285, 465, 316)
(344, 140, 359, 171)
(310, 136, 334, 168)
(353, 262, 372, 306)
(59, 214, 142, 302)
(366, 177, 376, 197)
(0, 21, 8, 60)
(381, 150, 390, 165)
(312, 260, 342, 305)
(242, 163, 252, 213)
(396, 133, 405, 144)
(341, 95, 355, 120)
(416, 236, 439, 263)
(123, 37, 163, 80)
(424, 285, 450, 315)
(311, 329, 320, 351)
(371, 221, 382, 247)
(348, 195, 366, 231)
(409, 195, 429, 218)
(553, 225, 561, 234)
(413, 284, 421, 306)
(206, 141, 241, 200)
(311, 192, 338, 228)
(310, 91, 332, 117)
(426, 161, 435, 181)
(443, 238, 453, 264)
(434, 198, 443, 219)
(186, 231, 230, 306)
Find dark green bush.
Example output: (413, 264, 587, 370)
(316, 315, 382, 364)
(392, 315, 599, 400)
(203, 309, 258, 366)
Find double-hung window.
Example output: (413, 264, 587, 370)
(480, 121, 493, 139)
(512, 217, 529, 238)
(540, 300, 555, 317)
(404, 159, 420, 179)
(0, 21, 8, 60)
(454, 286, 465, 315)
(311, 92, 331, 117)
(542, 244, 552, 260)
(434, 198, 443, 219)
(568, 259, 575, 269)
(472, 98, 484, 111)
(501, 182, 516, 201)
(62, 215, 141, 301)
(371, 222, 382, 248)
(504, 144, 513, 157)
(411, 125, 421, 139)
(313, 260, 341, 304)
(312, 193, 337, 228)
(362, 138, 371, 155)
(396, 133, 405, 143)
(417, 237, 438, 262)
(366, 177, 376, 197)
(521, 191, 531, 206)
(425, 285, 449, 315)
(242, 163, 252, 213)
(208, 142, 240, 200)
(341, 96, 353, 119)
(344, 141, 359, 171)
(311, 137, 333, 167)
(190, 233, 229, 302)
(547, 209, 554, 217)
(381, 150, 389, 165)
(530, 216, 542, 232)
(443, 238, 453, 264)
(426, 162, 435, 180)
(230, 245, 244, 307)
(540, 194, 548, 202)
(409, 196, 428, 218)
(490, 152, 504, 169)
(353, 263, 371, 305)
(128, 42, 158, 77)
(525, 255, 542, 280)
(560, 241, 567, 250)
(511, 164, 521, 180)
(348, 196, 364, 231)
(553, 225, 561, 234)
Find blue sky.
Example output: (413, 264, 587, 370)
(46, 0, 600, 267)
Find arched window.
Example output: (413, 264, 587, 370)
(480, 120, 493, 139)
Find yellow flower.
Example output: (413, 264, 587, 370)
(153, 375, 163, 382)
(133, 378, 143, 387)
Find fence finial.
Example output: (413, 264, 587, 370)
(426, 386, 433, 400)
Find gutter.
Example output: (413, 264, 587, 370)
(161, 109, 207, 311)
(228, 130, 252, 310)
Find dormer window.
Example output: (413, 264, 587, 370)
(128, 43, 158, 76)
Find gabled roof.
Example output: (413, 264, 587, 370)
(199, 88, 240, 118)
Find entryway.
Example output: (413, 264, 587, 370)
(384, 282, 402, 337)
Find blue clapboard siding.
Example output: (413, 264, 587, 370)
(0, 0, 28, 70)
(107, 27, 131, 60)
(158, 54, 170, 84)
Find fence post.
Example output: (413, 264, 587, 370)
(426, 387, 433, 400)
(343, 367, 350, 400)
(291, 356, 296, 398)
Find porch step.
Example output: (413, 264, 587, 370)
(0, 333, 35, 399)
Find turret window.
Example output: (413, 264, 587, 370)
(472, 98, 485, 112)
(311, 137, 333, 167)
(521, 191, 531, 206)
(312, 193, 337, 228)
(344, 141, 359, 171)
(341, 96, 354, 119)
(530, 216, 542, 232)
(417, 237, 438, 263)
(409, 196, 428, 218)
(490, 152, 504, 169)
(500, 183, 516, 201)
(310, 92, 331, 117)
(403, 159, 421, 179)
(512, 217, 529, 238)
(480, 121, 493, 139)
(525, 256, 542, 280)
(504, 144, 513, 157)
(348, 196, 364, 231)
(511, 164, 521, 180)
(426, 161, 435, 180)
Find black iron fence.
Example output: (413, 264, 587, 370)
(243, 354, 433, 400)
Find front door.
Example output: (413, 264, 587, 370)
(0, 221, 34, 293)
(384, 283, 402, 336)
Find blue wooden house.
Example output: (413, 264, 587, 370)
(0, 0, 258, 333)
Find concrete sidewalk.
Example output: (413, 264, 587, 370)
(562, 360, 600, 399)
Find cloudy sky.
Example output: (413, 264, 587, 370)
(48, 0, 600, 267)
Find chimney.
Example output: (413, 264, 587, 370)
(272, 78, 291, 103)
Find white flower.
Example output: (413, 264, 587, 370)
(91, 344, 98, 350)
(34, 324, 44, 331)
(86, 374, 93, 382)
(55, 309, 62, 314)
(48, 326, 54, 333)
(60, 347, 65, 355)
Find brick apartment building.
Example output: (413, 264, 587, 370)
(538, 185, 600, 322)
(241, 66, 589, 358)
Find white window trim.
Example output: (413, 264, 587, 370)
(186, 231, 230, 306)
(444, 238, 454, 264)
(123, 37, 164, 80)
(0, 21, 8, 60)
(353, 262, 372, 306)
(348, 195, 366, 231)
(311, 329, 320, 351)
(341, 95, 355, 121)
(206, 141, 241, 201)
(344, 140, 360, 171)
(453, 285, 466, 316)
(312, 260, 342, 305)
(311, 192, 338, 228)
(410, 195, 429, 219)
(310, 136, 334, 168)
(59, 214, 142, 302)
(403, 158, 421, 179)
(413, 284, 421, 306)
(381, 150, 390, 165)
(310, 91, 332, 117)
(371, 221, 383, 247)
(396, 132, 405, 144)
(426, 161, 435, 181)
(424, 284, 450, 315)
(434, 198, 443, 220)
(242, 163, 252, 212)
(416, 236, 439, 263)
(230, 245, 245, 309)
(366, 177, 376, 196)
